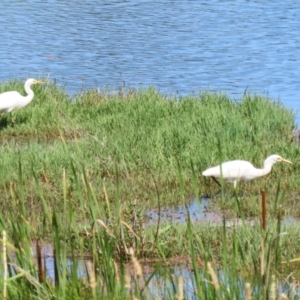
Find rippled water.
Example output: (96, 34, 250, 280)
(1, 1, 300, 121)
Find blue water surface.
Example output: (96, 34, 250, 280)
(0, 1, 299, 122)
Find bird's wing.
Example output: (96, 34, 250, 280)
(0, 91, 20, 112)
(220, 160, 254, 180)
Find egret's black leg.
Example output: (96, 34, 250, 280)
(212, 177, 221, 187)
(205, 177, 221, 198)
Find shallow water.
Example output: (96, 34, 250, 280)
(145, 197, 257, 227)
(30, 239, 300, 299)
(1, 1, 300, 123)
(6, 199, 295, 298)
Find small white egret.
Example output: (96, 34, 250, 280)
(0, 78, 44, 113)
(202, 154, 292, 189)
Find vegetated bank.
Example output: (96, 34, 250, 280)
(0, 80, 299, 219)
(0, 80, 300, 299)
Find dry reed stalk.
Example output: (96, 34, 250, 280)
(245, 282, 251, 300)
(207, 262, 220, 291)
(81, 174, 87, 194)
(62, 168, 66, 185)
(114, 260, 120, 283)
(103, 184, 111, 218)
(270, 275, 276, 300)
(280, 294, 289, 300)
(130, 247, 149, 298)
(124, 270, 131, 292)
(3, 231, 7, 300)
(9, 263, 47, 294)
(96, 219, 115, 238)
(86, 260, 96, 299)
(121, 221, 140, 240)
(9, 182, 15, 202)
(176, 276, 184, 300)
(131, 255, 143, 278)
(291, 279, 298, 297)
(103, 184, 108, 201)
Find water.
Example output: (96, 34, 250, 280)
(145, 197, 300, 228)
(1, 1, 300, 122)
(31, 239, 300, 299)
(12, 201, 300, 298)
(146, 197, 257, 227)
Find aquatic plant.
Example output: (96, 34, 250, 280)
(0, 80, 299, 298)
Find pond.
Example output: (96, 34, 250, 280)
(1, 1, 300, 123)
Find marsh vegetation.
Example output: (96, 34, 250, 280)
(0, 80, 300, 299)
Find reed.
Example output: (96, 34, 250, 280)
(0, 164, 299, 298)
(0, 80, 298, 216)
(0, 80, 299, 298)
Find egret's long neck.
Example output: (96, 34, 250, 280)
(256, 166, 272, 178)
(22, 82, 34, 107)
(254, 160, 274, 178)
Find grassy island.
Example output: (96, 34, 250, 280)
(0, 80, 300, 299)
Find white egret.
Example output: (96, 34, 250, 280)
(202, 154, 292, 189)
(0, 78, 44, 113)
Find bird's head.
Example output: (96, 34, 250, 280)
(26, 78, 45, 86)
(270, 154, 292, 164)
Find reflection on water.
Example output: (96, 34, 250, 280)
(25, 199, 300, 298)
(0, 1, 300, 122)
(30, 243, 300, 299)
(146, 197, 300, 228)
(146, 198, 215, 224)
(146, 198, 257, 227)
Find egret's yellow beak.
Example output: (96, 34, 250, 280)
(34, 80, 45, 85)
(280, 158, 292, 164)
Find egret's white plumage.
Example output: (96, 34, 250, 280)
(0, 78, 44, 113)
(202, 154, 292, 188)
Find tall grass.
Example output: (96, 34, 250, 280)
(0, 80, 299, 217)
(0, 159, 299, 298)
(0, 80, 300, 298)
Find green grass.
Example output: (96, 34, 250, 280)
(0, 79, 300, 298)
(0, 80, 299, 217)
(1, 172, 300, 299)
